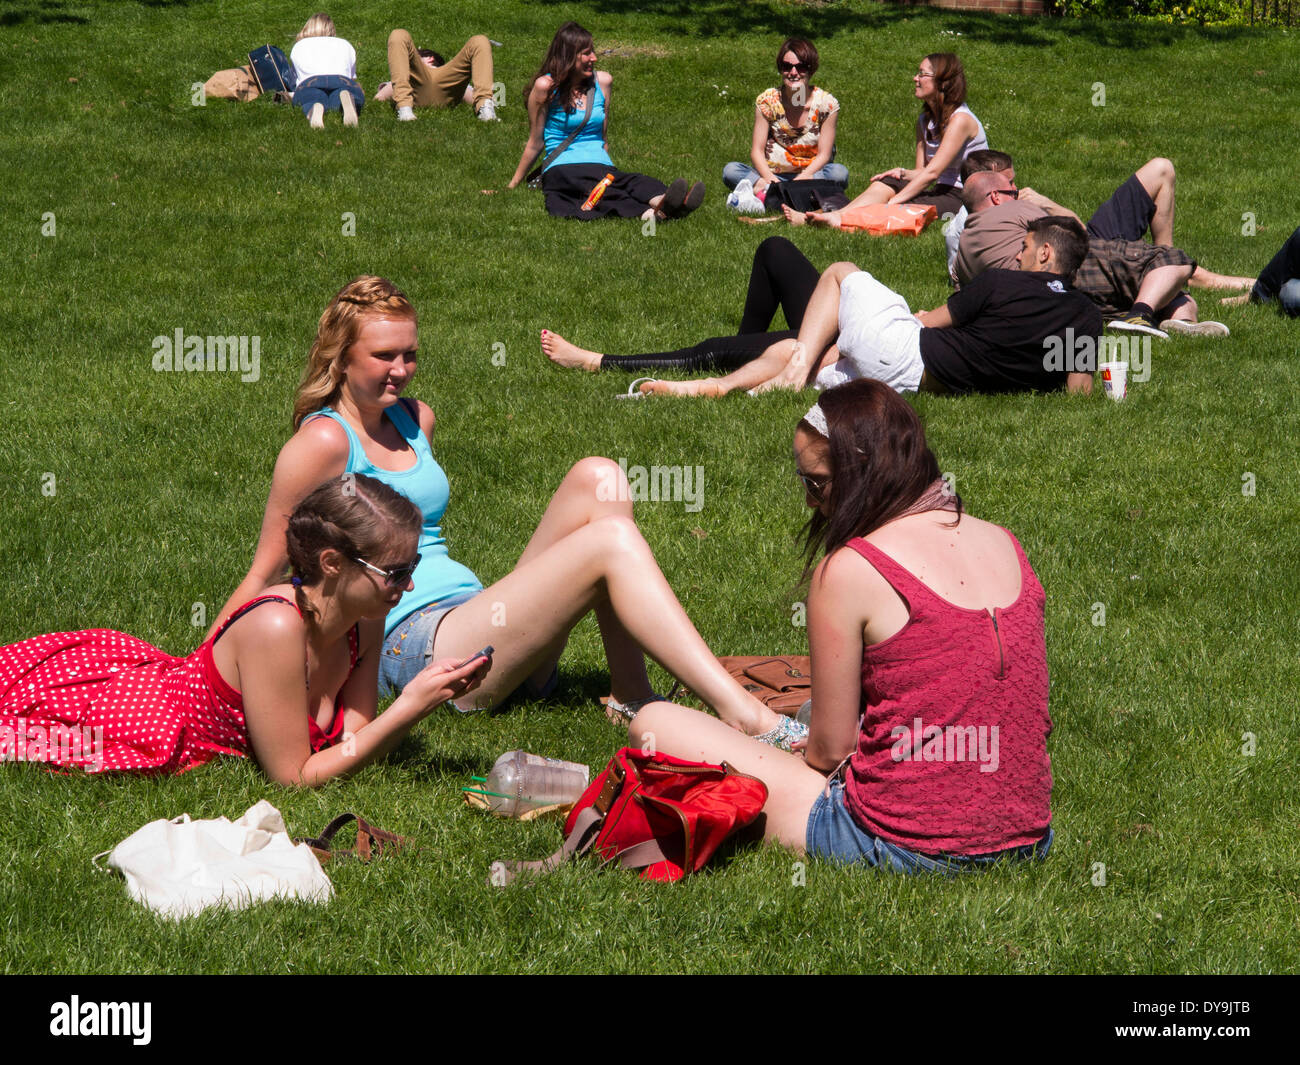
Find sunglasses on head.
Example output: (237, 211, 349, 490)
(779, 61, 809, 74)
(352, 553, 421, 587)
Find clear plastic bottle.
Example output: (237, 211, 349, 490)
(483, 751, 590, 817)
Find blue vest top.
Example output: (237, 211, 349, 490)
(543, 78, 612, 170)
(305, 404, 482, 636)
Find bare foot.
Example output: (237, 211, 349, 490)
(541, 329, 602, 371)
(640, 378, 729, 398)
(375, 82, 394, 103)
(805, 210, 842, 229)
(782, 204, 807, 226)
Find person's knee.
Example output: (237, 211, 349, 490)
(568, 456, 627, 501)
(467, 34, 491, 52)
(826, 261, 860, 282)
(1278, 279, 1300, 317)
(388, 28, 413, 47)
(757, 234, 798, 262)
(1140, 156, 1175, 188)
(588, 515, 646, 558)
(629, 702, 672, 749)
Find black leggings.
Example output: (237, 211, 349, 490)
(600, 237, 820, 373)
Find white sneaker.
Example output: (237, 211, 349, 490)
(396, 105, 416, 122)
(476, 99, 498, 122)
(308, 102, 325, 130)
(340, 92, 358, 128)
(1161, 319, 1230, 337)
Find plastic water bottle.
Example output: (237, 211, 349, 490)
(484, 751, 590, 817)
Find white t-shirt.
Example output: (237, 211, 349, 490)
(290, 36, 357, 81)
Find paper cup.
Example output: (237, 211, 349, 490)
(1100, 360, 1128, 402)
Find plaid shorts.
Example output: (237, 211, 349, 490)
(1073, 238, 1196, 317)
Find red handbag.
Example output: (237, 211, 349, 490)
(490, 747, 768, 884)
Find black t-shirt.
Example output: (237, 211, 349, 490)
(919, 269, 1104, 395)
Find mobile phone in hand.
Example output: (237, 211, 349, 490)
(454, 646, 494, 670)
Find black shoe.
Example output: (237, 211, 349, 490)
(661, 178, 688, 216)
(677, 181, 706, 217)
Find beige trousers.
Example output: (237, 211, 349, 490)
(386, 29, 494, 110)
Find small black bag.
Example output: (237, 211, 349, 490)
(763, 179, 849, 214)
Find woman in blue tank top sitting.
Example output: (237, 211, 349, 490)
(211, 276, 804, 750)
(506, 22, 705, 222)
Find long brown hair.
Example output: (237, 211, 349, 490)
(293, 276, 417, 430)
(525, 21, 595, 112)
(920, 52, 966, 138)
(285, 474, 422, 618)
(798, 380, 961, 581)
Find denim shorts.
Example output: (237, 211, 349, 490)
(805, 776, 1053, 875)
(378, 592, 480, 703)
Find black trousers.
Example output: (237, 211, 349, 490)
(600, 237, 821, 372)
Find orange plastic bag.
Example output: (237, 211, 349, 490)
(837, 202, 938, 236)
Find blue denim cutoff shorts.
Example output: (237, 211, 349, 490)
(805, 775, 1053, 875)
(378, 592, 480, 703)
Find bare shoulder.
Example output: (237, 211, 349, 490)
(289, 413, 352, 459)
(597, 70, 612, 91)
(532, 74, 554, 98)
(812, 543, 894, 600)
(226, 593, 306, 648)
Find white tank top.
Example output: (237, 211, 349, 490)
(920, 103, 987, 188)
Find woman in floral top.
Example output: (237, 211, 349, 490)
(723, 38, 848, 193)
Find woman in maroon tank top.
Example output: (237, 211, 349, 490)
(629, 380, 1053, 871)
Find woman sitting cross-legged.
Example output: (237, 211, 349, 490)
(0, 475, 490, 785)
(625, 380, 1054, 871)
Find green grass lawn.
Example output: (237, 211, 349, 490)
(1, 0, 1297, 974)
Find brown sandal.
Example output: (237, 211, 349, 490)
(295, 814, 410, 864)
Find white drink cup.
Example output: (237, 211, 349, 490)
(1100, 360, 1128, 402)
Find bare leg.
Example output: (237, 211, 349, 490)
(1133, 263, 1195, 319)
(782, 204, 842, 229)
(1158, 291, 1197, 324)
(540, 330, 602, 371)
(751, 261, 857, 392)
(1133, 157, 1176, 246)
(431, 463, 777, 734)
(642, 338, 799, 397)
(1189, 265, 1254, 290)
(630, 703, 828, 850)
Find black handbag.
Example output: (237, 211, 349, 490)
(763, 178, 849, 214)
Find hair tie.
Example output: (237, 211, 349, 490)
(290, 576, 303, 588)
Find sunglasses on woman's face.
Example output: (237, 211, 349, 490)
(796, 470, 831, 503)
(779, 61, 809, 74)
(352, 553, 421, 587)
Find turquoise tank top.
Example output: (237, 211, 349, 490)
(305, 404, 482, 637)
(543, 78, 612, 170)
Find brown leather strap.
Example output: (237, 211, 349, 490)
(489, 806, 604, 886)
(295, 813, 409, 864)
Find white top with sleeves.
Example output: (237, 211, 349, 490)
(289, 36, 357, 82)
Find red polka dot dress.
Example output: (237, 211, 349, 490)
(0, 596, 352, 775)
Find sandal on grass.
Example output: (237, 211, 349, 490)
(615, 376, 658, 400)
(294, 814, 410, 864)
(601, 693, 668, 724)
(751, 715, 809, 752)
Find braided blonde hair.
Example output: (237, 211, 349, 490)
(293, 276, 418, 430)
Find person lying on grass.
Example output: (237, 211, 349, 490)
(626, 380, 1054, 872)
(553, 217, 1101, 398)
(210, 275, 803, 750)
(0, 475, 488, 785)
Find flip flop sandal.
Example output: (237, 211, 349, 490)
(600, 693, 668, 724)
(295, 813, 411, 864)
(615, 376, 659, 399)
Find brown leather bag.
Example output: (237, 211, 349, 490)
(669, 655, 812, 718)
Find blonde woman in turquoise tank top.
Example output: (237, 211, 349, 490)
(212, 276, 801, 749)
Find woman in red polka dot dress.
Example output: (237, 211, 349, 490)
(0, 475, 488, 785)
